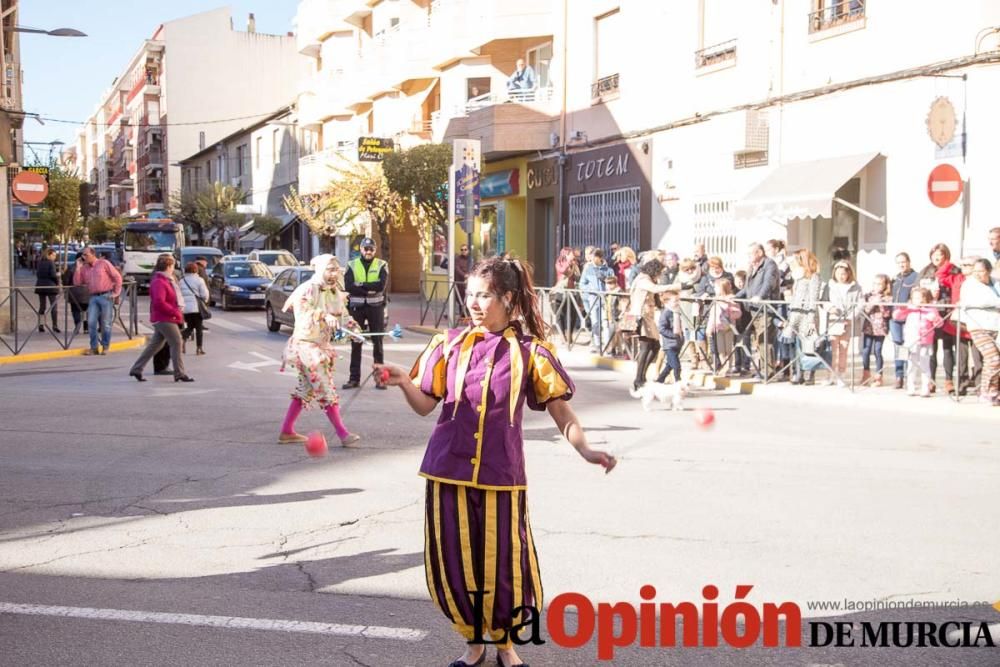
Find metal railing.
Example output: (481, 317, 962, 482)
(0, 281, 140, 356)
(591, 73, 620, 102)
(809, 0, 865, 33)
(695, 39, 737, 68)
(417, 278, 998, 401)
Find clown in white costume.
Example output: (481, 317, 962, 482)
(277, 254, 361, 446)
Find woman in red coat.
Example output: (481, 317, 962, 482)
(917, 243, 970, 394)
(129, 254, 193, 382)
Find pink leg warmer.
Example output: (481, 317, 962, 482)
(281, 398, 304, 435)
(324, 404, 350, 440)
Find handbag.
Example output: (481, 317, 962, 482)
(183, 276, 212, 320)
(620, 311, 639, 334)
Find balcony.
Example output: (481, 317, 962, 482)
(427, 0, 556, 64)
(297, 68, 352, 127)
(143, 147, 164, 173)
(591, 73, 620, 105)
(2, 56, 22, 113)
(295, 0, 358, 55)
(695, 39, 737, 71)
(809, 0, 865, 35)
(142, 177, 165, 210)
(436, 89, 556, 159)
(297, 145, 356, 195)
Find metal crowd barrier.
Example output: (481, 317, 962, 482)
(418, 277, 998, 401)
(0, 281, 140, 356)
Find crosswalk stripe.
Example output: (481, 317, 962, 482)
(0, 601, 428, 642)
(205, 317, 254, 333)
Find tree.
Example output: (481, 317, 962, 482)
(37, 171, 83, 267)
(169, 190, 202, 243)
(325, 159, 403, 270)
(253, 214, 283, 249)
(221, 211, 248, 252)
(193, 182, 245, 250)
(283, 186, 352, 239)
(383, 143, 451, 269)
(86, 216, 127, 243)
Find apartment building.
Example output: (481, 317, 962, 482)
(78, 8, 298, 221)
(179, 106, 313, 257)
(295, 0, 1000, 287)
(294, 0, 561, 288)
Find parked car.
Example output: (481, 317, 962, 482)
(264, 266, 316, 331)
(92, 244, 123, 268)
(208, 260, 274, 310)
(179, 246, 224, 272)
(220, 254, 248, 263)
(247, 249, 300, 270)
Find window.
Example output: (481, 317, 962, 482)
(466, 77, 491, 102)
(693, 200, 738, 269)
(696, 0, 737, 69)
(235, 145, 244, 177)
(255, 136, 261, 169)
(272, 128, 281, 165)
(205, 159, 212, 182)
(593, 9, 621, 103)
(147, 100, 160, 124)
(526, 42, 553, 91)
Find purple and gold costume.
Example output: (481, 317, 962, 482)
(410, 323, 574, 645)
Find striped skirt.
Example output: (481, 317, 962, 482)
(424, 480, 543, 647)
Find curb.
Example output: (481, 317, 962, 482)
(0, 336, 147, 366)
(585, 352, 758, 394)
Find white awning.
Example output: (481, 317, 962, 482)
(734, 153, 884, 222)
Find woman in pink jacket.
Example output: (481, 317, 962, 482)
(129, 254, 193, 383)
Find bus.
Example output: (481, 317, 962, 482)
(122, 219, 185, 288)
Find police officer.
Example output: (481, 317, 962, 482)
(343, 238, 389, 389)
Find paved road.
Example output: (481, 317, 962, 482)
(1, 306, 997, 666)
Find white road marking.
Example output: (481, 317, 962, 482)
(0, 601, 428, 642)
(206, 317, 254, 333)
(150, 388, 220, 397)
(228, 352, 282, 373)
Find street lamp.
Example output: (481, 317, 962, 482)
(23, 140, 64, 165)
(4, 26, 87, 37)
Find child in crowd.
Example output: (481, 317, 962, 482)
(707, 277, 742, 376)
(602, 274, 624, 357)
(655, 290, 684, 383)
(861, 273, 892, 386)
(892, 287, 945, 397)
(733, 270, 752, 375)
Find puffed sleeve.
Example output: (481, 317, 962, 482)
(527, 339, 575, 410)
(410, 333, 447, 399)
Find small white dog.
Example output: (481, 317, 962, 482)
(629, 380, 688, 411)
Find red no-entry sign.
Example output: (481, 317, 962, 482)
(927, 163, 963, 208)
(11, 170, 49, 205)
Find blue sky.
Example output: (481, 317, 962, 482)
(19, 2, 298, 163)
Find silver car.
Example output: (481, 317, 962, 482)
(264, 266, 315, 332)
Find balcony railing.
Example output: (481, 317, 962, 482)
(590, 73, 620, 104)
(809, 0, 865, 33)
(695, 39, 737, 69)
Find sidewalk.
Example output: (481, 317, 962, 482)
(1, 269, 145, 364)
